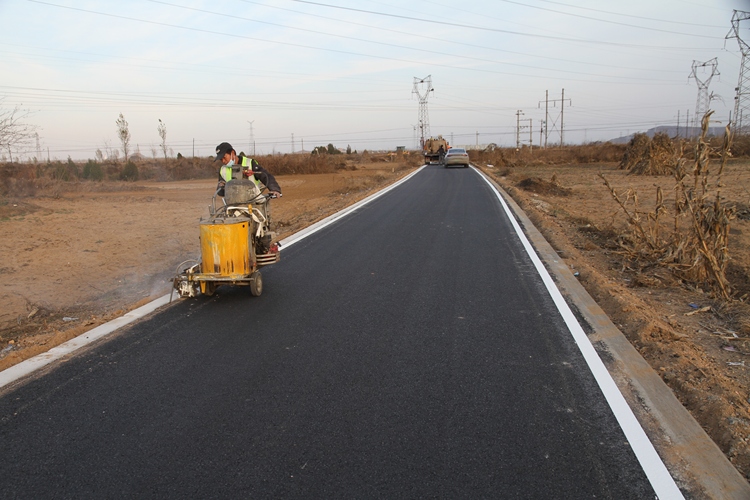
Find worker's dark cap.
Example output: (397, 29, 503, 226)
(215, 142, 234, 161)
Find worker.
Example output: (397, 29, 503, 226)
(214, 142, 282, 197)
(437, 144, 446, 162)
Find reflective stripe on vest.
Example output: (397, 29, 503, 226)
(241, 157, 261, 187)
(220, 165, 233, 182)
(220, 157, 261, 186)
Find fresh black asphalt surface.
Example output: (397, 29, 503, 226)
(0, 166, 658, 498)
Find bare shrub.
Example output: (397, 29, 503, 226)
(601, 111, 735, 299)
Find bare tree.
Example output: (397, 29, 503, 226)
(0, 99, 37, 162)
(157, 119, 168, 161)
(116, 113, 131, 162)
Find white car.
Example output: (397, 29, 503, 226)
(443, 148, 470, 168)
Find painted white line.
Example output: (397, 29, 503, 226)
(475, 168, 683, 499)
(280, 165, 426, 249)
(0, 294, 172, 390)
(0, 167, 426, 390)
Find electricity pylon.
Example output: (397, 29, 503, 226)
(412, 76, 433, 148)
(688, 58, 719, 137)
(727, 10, 750, 134)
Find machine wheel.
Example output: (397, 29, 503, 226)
(201, 281, 216, 296)
(250, 271, 263, 297)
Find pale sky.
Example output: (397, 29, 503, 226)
(0, 0, 747, 160)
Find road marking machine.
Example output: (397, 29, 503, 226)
(172, 179, 280, 299)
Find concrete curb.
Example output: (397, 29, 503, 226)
(477, 168, 750, 499)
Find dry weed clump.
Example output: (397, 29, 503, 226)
(601, 111, 736, 299)
(619, 133, 650, 170)
(620, 132, 681, 175)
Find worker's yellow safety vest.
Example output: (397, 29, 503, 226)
(220, 157, 261, 187)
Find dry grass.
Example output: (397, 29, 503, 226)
(469, 142, 626, 169)
(0, 151, 423, 200)
(601, 111, 736, 299)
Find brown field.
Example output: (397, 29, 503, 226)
(1, 145, 750, 480)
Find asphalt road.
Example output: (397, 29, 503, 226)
(0, 165, 668, 498)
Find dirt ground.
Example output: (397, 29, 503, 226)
(1, 157, 750, 481)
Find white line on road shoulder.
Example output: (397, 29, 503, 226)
(0, 294, 172, 390)
(475, 168, 683, 499)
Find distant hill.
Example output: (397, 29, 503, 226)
(609, 125, 726, 144)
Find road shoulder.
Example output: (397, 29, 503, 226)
(476, 167, 750, 499)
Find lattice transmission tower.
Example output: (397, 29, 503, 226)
(688, 58, 719, 136)
(727, 10, 750, 134)
(412, 75, 433, 149)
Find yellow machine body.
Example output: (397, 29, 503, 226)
(199, 219, 255, 279)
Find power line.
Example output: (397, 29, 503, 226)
(289, 0, 711, 49)
(237, 0, 689, 74)
(27, 0, 681, 84)
(535, 0, 726, 28)
(499, 0, 722, 35)
(148, 0, 681, 82)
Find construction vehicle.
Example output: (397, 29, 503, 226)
(423, 135, 449, 164)
(172, 179, 280, 299)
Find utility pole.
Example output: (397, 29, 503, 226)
(247, 120, 255, 155)
(677, 110, 680, 138)
(727, 10, 750, 134)
(539, 120, 545, 146)
(526, 118, 533, 150)
(291, 133, 295, 153)
(476, 131, 479, 148)
(516, 110, 524, 150)
(560, 88, 569, 146)
(516, 109, 531, 151)
(689, 58, 720, 132)
(539, 89, 570, 147)
(412, 76, 434, 149)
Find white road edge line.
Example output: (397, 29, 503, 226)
(475, 168, 684, 499)
(0, 166, 427, 391)
(0, 295, 172, 390)
(279, 165, 426, 249)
